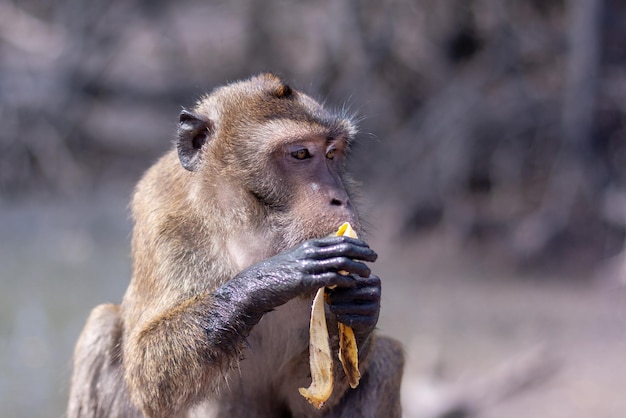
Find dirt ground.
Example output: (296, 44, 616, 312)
(1, 187, 625, 417)
(370, 204, 626, 418)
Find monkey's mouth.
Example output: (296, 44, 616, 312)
(308, 219, 362, 242)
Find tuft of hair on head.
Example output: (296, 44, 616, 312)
(257, 73, 293, 99)
(273, 83, 292, 99)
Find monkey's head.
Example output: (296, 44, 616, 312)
(176, 73, 361, 254)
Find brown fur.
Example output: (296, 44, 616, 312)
(67, 73, 404, 418)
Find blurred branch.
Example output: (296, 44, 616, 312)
(0, 3, 66, 59)
(403, 347, 558, 418)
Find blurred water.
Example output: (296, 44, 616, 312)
(0, 189, 133, 417)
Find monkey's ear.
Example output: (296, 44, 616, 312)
(177, 109, 213, 172)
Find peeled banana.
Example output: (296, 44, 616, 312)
(298, 222, 361, 409)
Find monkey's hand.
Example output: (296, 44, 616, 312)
(327, 273, 381, 343)
(220, 236, 377, 320)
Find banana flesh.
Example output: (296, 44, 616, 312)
(298, 222, 361, 408)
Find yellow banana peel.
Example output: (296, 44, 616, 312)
(297, 286, 334, 408)
(299, 222, 361, 408)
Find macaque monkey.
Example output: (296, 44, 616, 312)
(68, 73, 404, 418)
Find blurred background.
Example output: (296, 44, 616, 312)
(1, 0, 625, 416)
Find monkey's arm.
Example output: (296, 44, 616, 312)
(68, 304, 141, 418)
(124, 236, 376, 418)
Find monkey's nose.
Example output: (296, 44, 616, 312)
(330, 196, 352, 209)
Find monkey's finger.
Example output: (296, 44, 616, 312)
(328, 300, 379, 317)
(333, 313, 378, 330)
(314, 236, 374, 251)
(327, 285, 380, 304)
(309, 272, 356, 289)
(311, 257, 372, 278)
(341, 274, 381, 289)
(312, 241, 378, 263)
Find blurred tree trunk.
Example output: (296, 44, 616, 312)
(562, 0, 602, 147)
(512, 0, 603, 257)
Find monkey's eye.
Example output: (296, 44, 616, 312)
(291, 148, 311, 160)
(326, 149, 335, 160)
